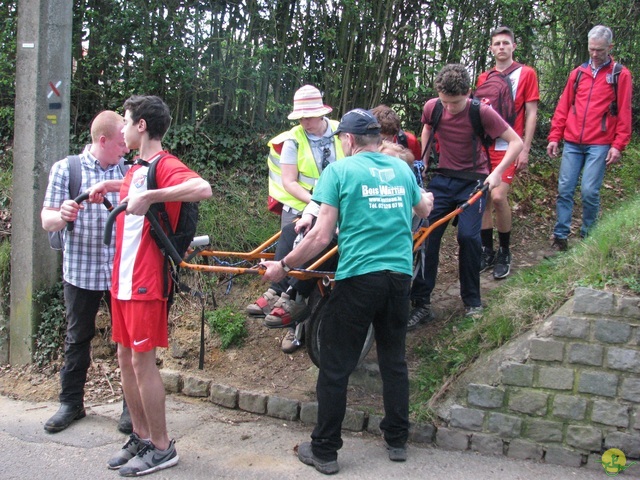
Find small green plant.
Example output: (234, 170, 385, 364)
(32, 281, 66, 367)
(206, 306, 247, 350)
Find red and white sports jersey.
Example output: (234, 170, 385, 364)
(111, 152, 200, 301)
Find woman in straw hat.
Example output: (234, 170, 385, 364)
(266, 85, 344, 228)
(250, 85, 344, 353)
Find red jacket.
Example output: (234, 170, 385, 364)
(396, 130, 422, 160)
(548, 58, 632, 152)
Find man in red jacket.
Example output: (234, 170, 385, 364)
(547, 25, 632, 251)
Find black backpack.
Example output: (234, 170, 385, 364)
(421, 99, 491, 180)
(397, 129, 408, 149)
(145, 153, 200, 300)
(572, 62, 623, 116)
(474, 62, 521, 127)
(49, 155, 128, 250)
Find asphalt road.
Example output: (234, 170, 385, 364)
(0, 394, 607, 480)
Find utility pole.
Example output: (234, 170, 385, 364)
(9, 0, 72, 364)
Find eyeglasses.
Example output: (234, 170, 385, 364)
(321, 147, 331, 170)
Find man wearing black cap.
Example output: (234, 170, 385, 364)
(262, 108, 433, 474)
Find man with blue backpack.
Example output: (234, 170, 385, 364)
(407, 64, 523, 330)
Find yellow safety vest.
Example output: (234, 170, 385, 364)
(267, 121, 344, 212)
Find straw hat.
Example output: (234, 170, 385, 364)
(287, 85, 333, 120)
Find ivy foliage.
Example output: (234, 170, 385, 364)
(32, 281, 66, 367)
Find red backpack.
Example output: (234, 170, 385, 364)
(474, 62, 521, 126)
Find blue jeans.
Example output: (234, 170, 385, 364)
(554, 142, 609, 239)
(311, 271, 411, 461)
(60, 282, 110, 405)
(411, 175, 486, 308)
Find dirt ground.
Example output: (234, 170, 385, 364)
(0, 211, 556, 415)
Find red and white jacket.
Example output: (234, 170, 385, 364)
(548, 58, 632, 152)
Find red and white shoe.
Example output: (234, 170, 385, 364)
(245, 288, 280, 316)
(264, 293, 309, 328)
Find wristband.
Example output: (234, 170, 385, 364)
(280, 260, 292, 273)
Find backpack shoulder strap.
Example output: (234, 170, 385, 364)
(469, 100, 491, 172)
(469, 100, 485, 143)
(146, 153, 168, 191)
(610, 62, 623, 115)
(571, 62, 591, 107)
(67, 155, 82, 199)
(145, 153, 181, 302)
(146, 153, 178, 235)
(610, 62, 623, 92)
(612, 62, 623, 77)
(117, 157, 130, 177)
(501, 61, 522, 77)
(431, 99, 444, 131)
(147, 157, 158, 190)
(145, 154, 173, 243)
(420, 99, 443, 162)
(572, 70, 583, 108)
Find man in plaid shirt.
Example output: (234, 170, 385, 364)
(41, 110, 130, 433)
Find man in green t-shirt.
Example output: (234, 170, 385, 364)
(261, 108, 433, 474)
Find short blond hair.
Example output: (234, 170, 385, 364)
(90, 110, 124, 143)
(379, 140, 414, 167)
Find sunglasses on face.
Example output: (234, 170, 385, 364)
(321, 147, 331, 170)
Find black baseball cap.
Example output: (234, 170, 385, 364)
(333, 109, 381, 136)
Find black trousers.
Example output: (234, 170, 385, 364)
(411, 175, 486, 308)
(311, 271, 411, 461)
(59, 282, 110, 405)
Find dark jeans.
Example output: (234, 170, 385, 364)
(311, 271, 411, 461)
(410, 175, 486, 308)
(60, 282, 110, 405)
(271, 222, 297, 294)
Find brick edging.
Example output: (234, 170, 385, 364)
(160, 369, 436, 443)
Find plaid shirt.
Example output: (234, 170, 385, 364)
(43, 146, 125, 290)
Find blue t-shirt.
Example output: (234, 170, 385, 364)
(312, 151, 421, 280)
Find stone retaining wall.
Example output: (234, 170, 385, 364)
(435, 287, 640, 470)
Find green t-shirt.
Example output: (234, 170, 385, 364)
(312, 151, 421, 280)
